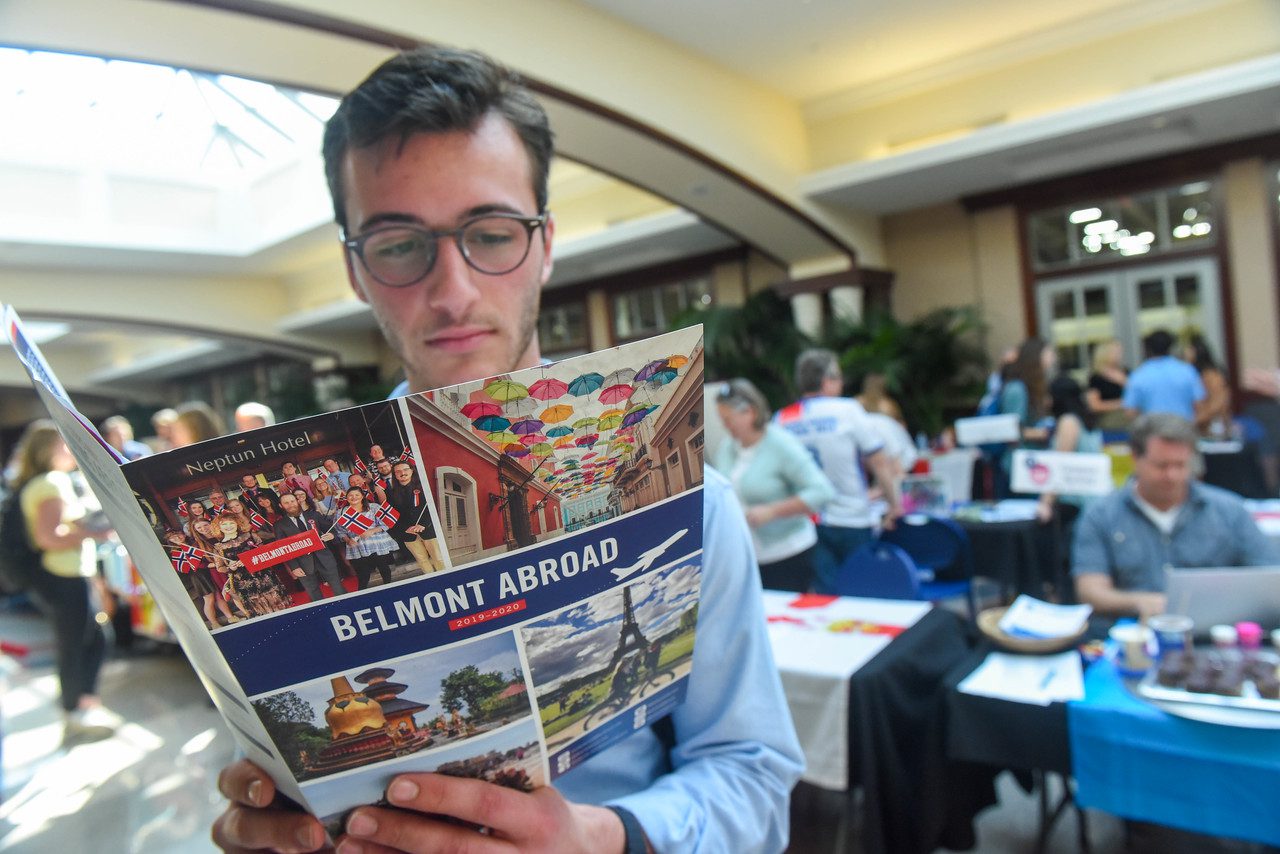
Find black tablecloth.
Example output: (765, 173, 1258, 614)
(848, 608, 999, 854)
(942, 644, 1071, 775)
(1202, 445, 1271, 499)
(957, 515, 1065, 599)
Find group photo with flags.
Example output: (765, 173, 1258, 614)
(121, 400, 447, 631)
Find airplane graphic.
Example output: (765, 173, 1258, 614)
(610, 528, 690, 581)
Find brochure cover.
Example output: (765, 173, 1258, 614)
(4, 306, 705, 837)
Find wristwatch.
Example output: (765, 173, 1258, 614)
(607, 805, 650, 854)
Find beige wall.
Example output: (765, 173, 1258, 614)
(883, 202, 1025, 358)
(1222, 158, 1280, 373)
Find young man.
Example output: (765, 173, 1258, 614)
(212, 46, 802, 854)
(1072, 413, 1277, 619)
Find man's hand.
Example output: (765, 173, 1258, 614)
(336, 773, 626, 854)
(291, 568, 306, 579)
(1134, 592, 1168, 622)
(213, 759, 327, 853)
(320, 533, 334, 542)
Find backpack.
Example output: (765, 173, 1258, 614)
(0, 486, 41, 592)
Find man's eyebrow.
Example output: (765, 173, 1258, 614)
(355, 204, 527, 234)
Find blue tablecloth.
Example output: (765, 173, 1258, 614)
(1068, 658, 1280, 846)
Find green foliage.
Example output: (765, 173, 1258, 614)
(688, 289, 990, 437)
(440, 664, 510, 717)
(675, 290, 810, 411)
(823, 306, 989, 436)
(252, 691, 328, 777)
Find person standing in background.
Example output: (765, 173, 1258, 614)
(170, 402, 225, 447)
(100, 415, 151, 461)
(1085, 338, 1129, 433)
(1123, 329, 1204, 420)
(12, 420, 116, 743)
(233, 402, 276, 432)
(714, 377, 835, 593)
(776, 349, 903, 592)
(1184, 334, 1232, 437)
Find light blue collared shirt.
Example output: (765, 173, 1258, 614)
(557, 467, 804, 852)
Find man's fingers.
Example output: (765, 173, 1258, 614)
(342, 805, 512, 854)
(217, 759, 274, 807)
(212, 804, 327, 853)
(386, 774, 547, 838)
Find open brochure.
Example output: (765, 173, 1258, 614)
(5, 306, 705, 839)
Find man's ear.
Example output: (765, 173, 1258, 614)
(538, 212, 555, 285)
(344, 246, 370, 304)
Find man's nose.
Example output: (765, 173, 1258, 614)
(424, 238, 481, 319)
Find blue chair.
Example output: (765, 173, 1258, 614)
(881, 515, 978, 619)
(831, 541, 920, 601)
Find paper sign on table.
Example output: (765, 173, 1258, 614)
(954, 414, 1020, 446)
(1009, 449, 1112, 496)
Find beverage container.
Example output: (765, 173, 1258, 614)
(1236, 621, 1262, 650)
(1110, 622, 1155, 676)
(1147, 614, 1194, 657)
(1210, 624, 1238, 648)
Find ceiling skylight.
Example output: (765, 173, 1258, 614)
(0, 47, 338, 184)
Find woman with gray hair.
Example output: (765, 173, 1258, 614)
(712, 378, 835, 592)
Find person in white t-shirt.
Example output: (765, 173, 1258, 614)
(774, 349, 903, 593)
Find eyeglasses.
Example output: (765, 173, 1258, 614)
(343, 212, 548, 288)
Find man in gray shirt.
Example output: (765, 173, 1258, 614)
(1072, 413, 1277, 619)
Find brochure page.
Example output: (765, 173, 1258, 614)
(4, 305, 705, 837)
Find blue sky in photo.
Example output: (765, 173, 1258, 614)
(519, 561, 700, 693)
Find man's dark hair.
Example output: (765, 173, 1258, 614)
(322, 46, 554, 232)
(795, 349, 841, 396)
(1143, 329, 1175, 358)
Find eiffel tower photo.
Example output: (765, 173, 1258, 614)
(608, 586, 650, 672)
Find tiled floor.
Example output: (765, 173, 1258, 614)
(0, 605, 1134, 854)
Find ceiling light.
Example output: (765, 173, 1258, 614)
(1083, 219, 1118, 236)
(1069, 207, 1102, 224)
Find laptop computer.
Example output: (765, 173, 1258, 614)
(1163, 566, 1280, 633)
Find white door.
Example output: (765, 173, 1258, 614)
(1035, 257, 1223, 376)
(439, 472, 480, 556)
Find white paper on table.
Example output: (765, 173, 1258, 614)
(958, 650, 1084, 706)
(998, 594, 1092, 639)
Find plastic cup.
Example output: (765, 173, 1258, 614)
(1110, 623, 1155, 675)
(1147, 614, 1194, 657)
(1210, 624, 1238, 648)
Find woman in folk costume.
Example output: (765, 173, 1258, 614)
(211, 516, 289, 616)
(337, 486, 401, 589)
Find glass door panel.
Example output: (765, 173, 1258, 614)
(1036, 258, 1222, 377)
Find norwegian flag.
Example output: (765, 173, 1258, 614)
(337, 507, 376, 537)
(246, 509, 270, 530)
(373, 475, 391, 493)
(399, 445, 415, 466)
(371, 503, 400, 529)
(169, 545, 201, 574)
(176, 497, 189, 517)
(353, 456, 369, 476)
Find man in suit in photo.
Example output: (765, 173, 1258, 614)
(273, 492, 346, 602)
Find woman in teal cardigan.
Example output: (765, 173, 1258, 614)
(713, 378, 835, 592)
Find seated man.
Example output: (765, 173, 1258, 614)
(1072, 412, 1277, 619)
